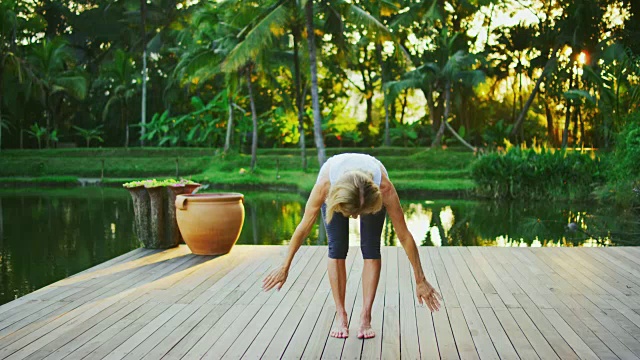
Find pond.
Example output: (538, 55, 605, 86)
(0, 188, 638, 305)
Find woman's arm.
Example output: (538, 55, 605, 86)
(263, 179, 328, 291)
(380, 175, 441, 311)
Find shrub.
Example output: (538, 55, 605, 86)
(597, 111, 640, 207)
(471, 147, 605, 200)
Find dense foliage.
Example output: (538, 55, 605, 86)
(1, 0, 639, 157)
(471, 147, 605, 199)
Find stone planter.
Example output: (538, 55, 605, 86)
(125, 185, 152, 247)
(125, 181, 201, 249)
(175, 193, 245, 255)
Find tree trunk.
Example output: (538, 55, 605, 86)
(544, 98, 555, 146)
(375, 44, 390, 146)
(293, 25, 307, 170)
(140, 0, 148, 146)
(305, 0, 326, 166)
(246, 67, 259, 172)
(399, 90, 407, 124)
(441, 81, 475, 151)
(122, 105, 129, 148)
(562, 64, 575, 148)
(511, 47, 559, 138)
(0, 65, 3, 153)
(431, 85, 446, 148)
(224, 88, 234, 153)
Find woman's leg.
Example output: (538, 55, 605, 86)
(322, 204, 350, 338)
(358, 208, 386, 339)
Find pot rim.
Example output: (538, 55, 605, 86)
(176, 193, 244, 202)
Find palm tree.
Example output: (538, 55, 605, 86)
(102, 50, 137, 147)
(305, 0, 326, 165)
(386, 30, 483, 151)
(28, 40, 87, 147)
(220, 0, 396, 165)
(140, 0, 148, 146)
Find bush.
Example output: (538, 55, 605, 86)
(471, 147, 605, 200)
(597, 111, 640, 207)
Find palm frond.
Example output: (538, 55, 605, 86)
(221, 2, 289, 73)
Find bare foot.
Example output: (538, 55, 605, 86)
(330, 312, 349, 338)
(358, 312, 375, 339)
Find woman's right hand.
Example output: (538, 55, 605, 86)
(262, 266, 288, 291)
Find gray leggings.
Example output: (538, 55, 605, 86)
(321, 203, 386, 259)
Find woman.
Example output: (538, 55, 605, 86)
(262, 153, 441, 339)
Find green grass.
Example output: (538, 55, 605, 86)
(0, 147, 477, 195)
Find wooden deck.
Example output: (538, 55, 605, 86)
(1, 246, 640, 359)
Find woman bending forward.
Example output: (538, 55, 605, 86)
(262, 153, 441, 339)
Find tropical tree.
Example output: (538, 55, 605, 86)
(27, 39, 87, 147)
(101, 50, 137, 147)
(387, 28, 483, 151)
(73, 125, 104, 147)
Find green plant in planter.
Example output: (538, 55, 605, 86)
(123, 178, 201, 248)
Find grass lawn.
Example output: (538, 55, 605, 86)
(0, 147, 477, 195)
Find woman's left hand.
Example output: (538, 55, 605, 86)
(416, 279, 442, 312)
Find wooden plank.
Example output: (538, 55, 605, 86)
(0, 249, 153, 318)
(466, 247, 520, 309)
(74, 249, 274, 355)
(278, 254, 334, 359)
(341, 253, 365, 360)
(320, 248, 364, 359)
(456, 248, 496, 296)
(58, 247, 186, 294)
(449, 248, 490, 308)
(539, 308, 600, 360)
(77, 303, 172, 359)
(492, 308, 539, 360)
(539, 248, 640, 310)
(19, 299, 136, 360)
(439, 248, 499, 360)
(10, 249, 215, 360)
(564, 248, 640, 296)
(577, 248, 640, 294)
(224, 247, 327, 359)
(101, 303, 186, 360)
(300, 249, 359, 359)
(572, 295, 640, 357)
(397, 246, 420, 360)
(508, 308, 559, 360)
(0, 301, 66, 336)
(429, 247, 459, 309)
(476, 307, 519, 359)
(72, 249, 268, 359)
(427, 248, 459, 360)
(163, 247, 304, 360)
(0, 288, 147, 359)
(447, 307, 479, 360)
(381, 246, 400, 360)
(359, 247, 388, 360)
(210, 247, 324, 359)
(33, 299, 149, 360)
(521, 306, 579, 360)
(412, 247, 439, 360)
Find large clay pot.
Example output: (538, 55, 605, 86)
(175, 193, 245, 255)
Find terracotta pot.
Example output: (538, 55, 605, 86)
(175, 193, 245, 255)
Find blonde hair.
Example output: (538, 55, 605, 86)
(325, 170, 383, 223)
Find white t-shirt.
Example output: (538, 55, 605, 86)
(316, 153, 388, 186)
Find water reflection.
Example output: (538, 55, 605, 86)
(1, 189, 638, 306)
(0, 189, 139, 305)
(240, 194, 640, 247)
